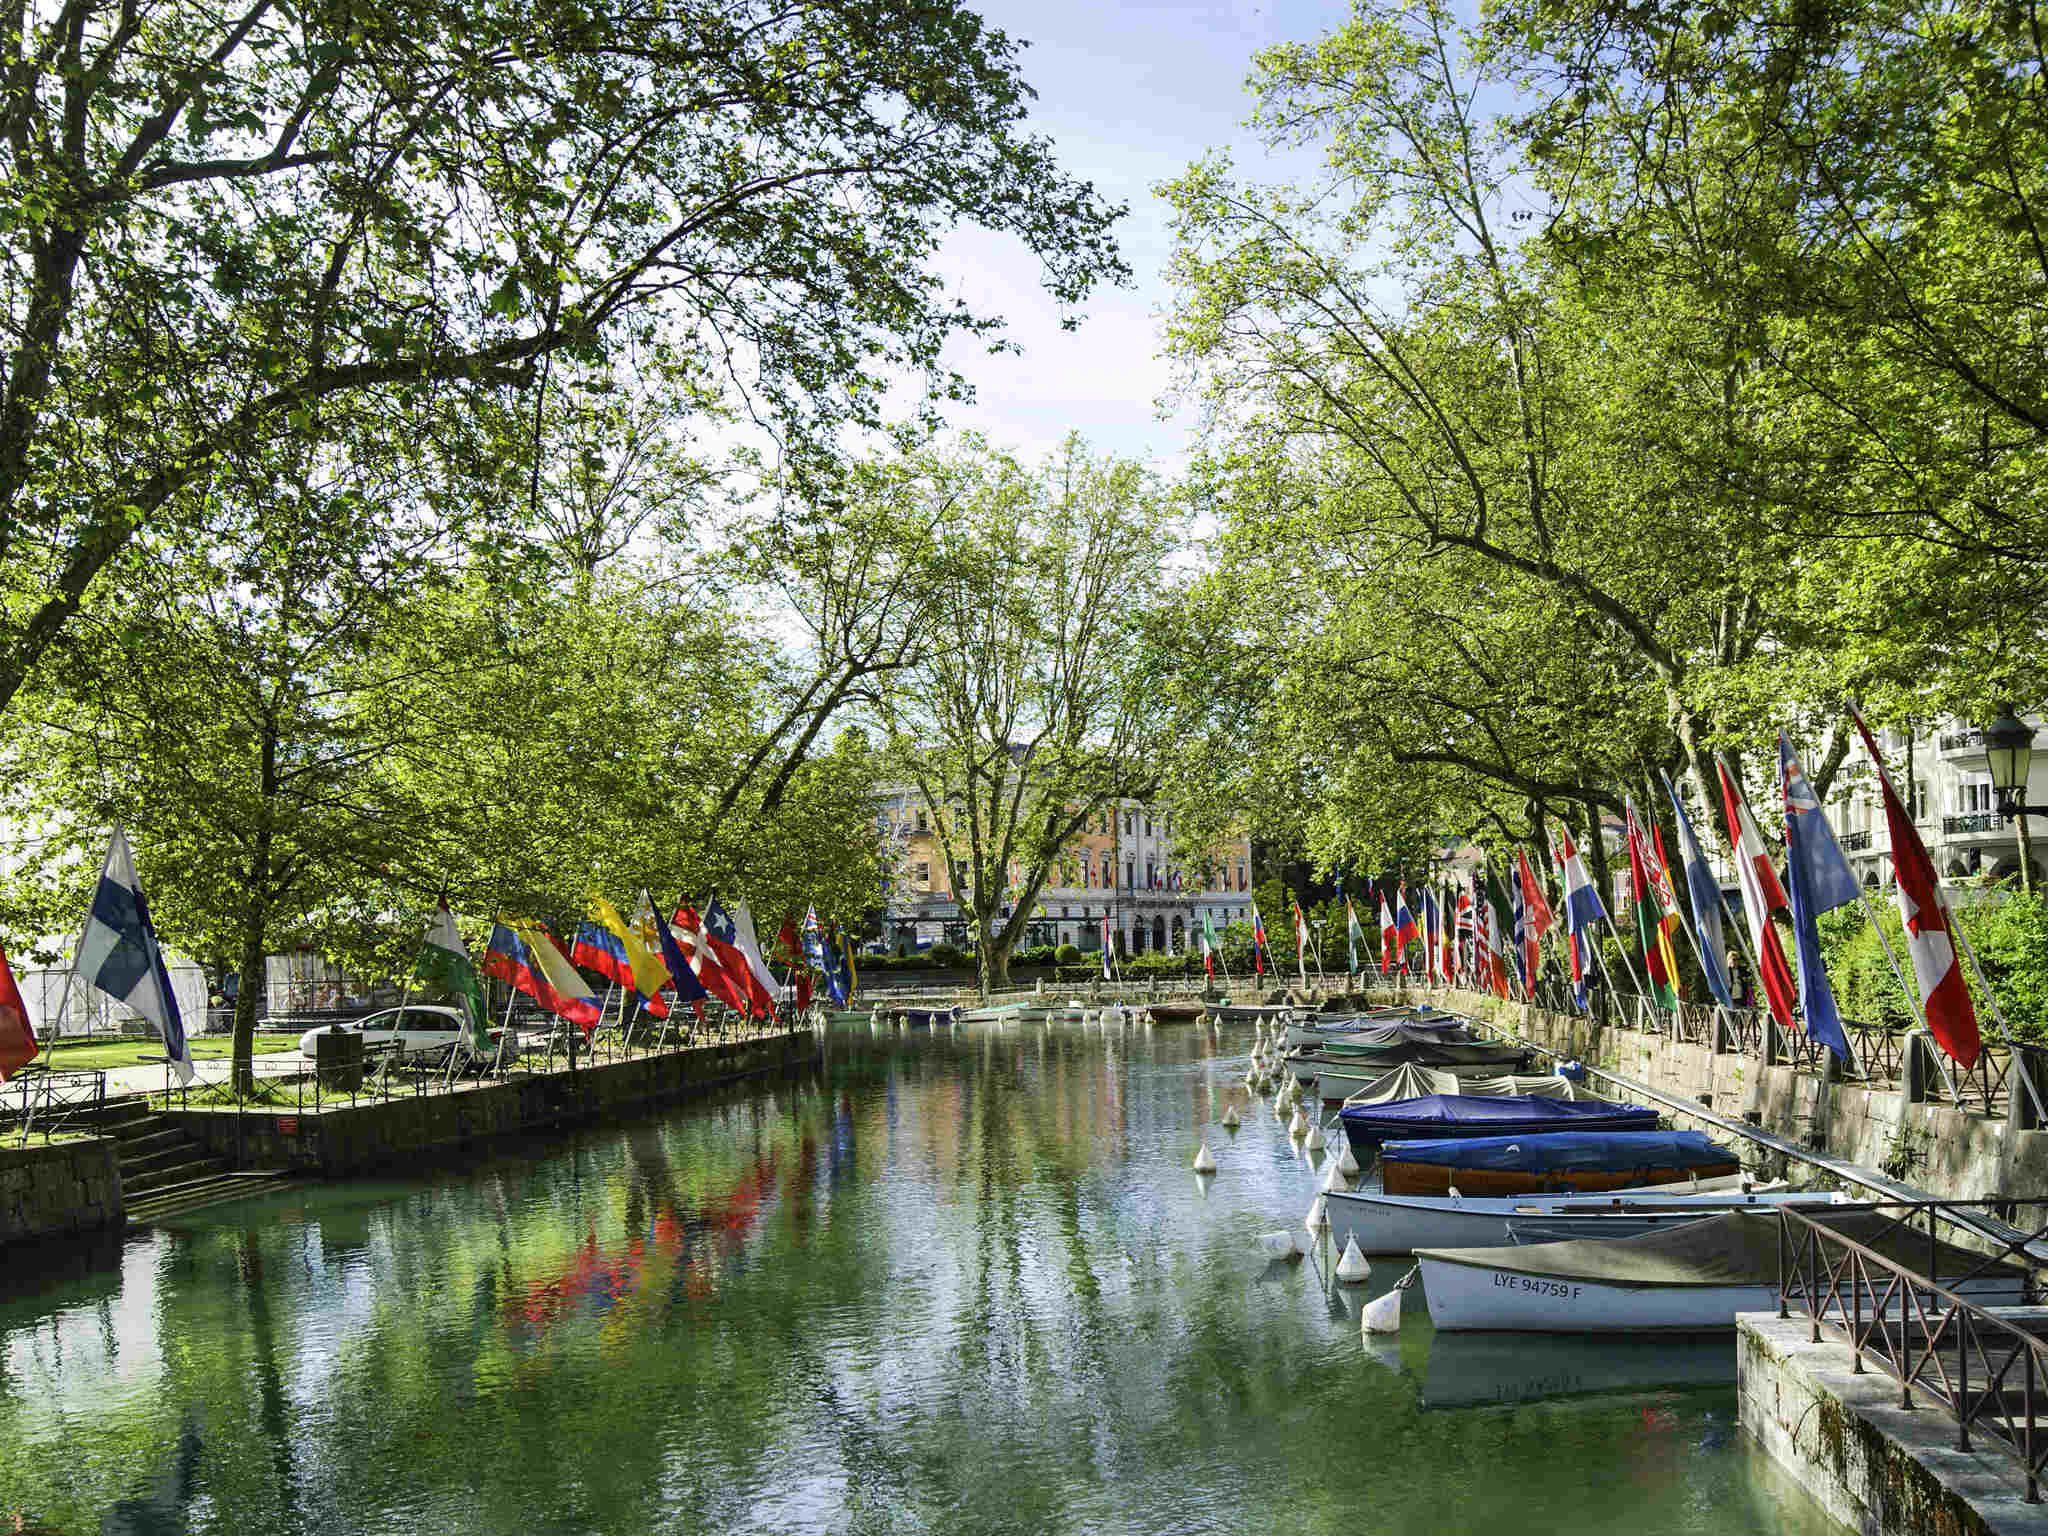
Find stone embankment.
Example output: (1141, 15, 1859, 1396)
(0, 1138, 123, 1244)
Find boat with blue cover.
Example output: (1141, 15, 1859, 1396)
(1379, 1129, 1742, 1197)
(1338, 1094, 1660, 1161)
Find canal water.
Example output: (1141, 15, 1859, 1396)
(0, 1023, 1843, 1534)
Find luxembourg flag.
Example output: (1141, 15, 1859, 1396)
(1849, 708, 1981, 1067)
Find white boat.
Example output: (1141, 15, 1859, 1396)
(1325, 1185, 1811, 1255)
(1417, 1209, 2033, 1333)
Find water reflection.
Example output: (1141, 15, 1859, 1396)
(0, 1024, 1841, 1534)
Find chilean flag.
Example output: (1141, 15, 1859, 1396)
(1716, 755, 1802, 1040)
(1850, 708, 1982, 1067)
(703, 900, 777, 1016)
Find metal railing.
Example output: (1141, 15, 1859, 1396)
(1839, 830, 1873, 852)
(1375, 980, 2048, 1126)
(1942, 729, 1988, 754)
(1945, 812, 2008, 835)
(2, 1067, 108, 1144)
(1778, 1202, 2048, 1502)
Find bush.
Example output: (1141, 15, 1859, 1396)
(1054, 943, 1082, 966)
(925, 942, 967, 969)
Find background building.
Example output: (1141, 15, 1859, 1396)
(875, 788, 1253, 955)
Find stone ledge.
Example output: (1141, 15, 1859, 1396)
(0, 1137, 125, 1248)
(1739, 1312, 2048, 1534)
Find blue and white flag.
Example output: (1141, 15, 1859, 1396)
(75, 829, 194, 1083)
(1780, 732, 1857, 1060)
(1662, 770, 1735, 1009)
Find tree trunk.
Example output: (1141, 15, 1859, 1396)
(2018, 813, 2038, 897)
(231, 883, 268, 1099)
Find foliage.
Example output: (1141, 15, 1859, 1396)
(1823, 890, 2048, 1042)
(1054, 944, 1083, 967)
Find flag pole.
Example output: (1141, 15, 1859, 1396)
(1949, 922, 2047, 1122)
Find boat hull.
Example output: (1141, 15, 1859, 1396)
(1418, 1253, 2029, 1332)
(1381, 1160, 1742, 1197)
(1324, 1189, 1813, 1255)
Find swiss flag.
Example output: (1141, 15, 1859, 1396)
(1850, 710, 1982, 1067)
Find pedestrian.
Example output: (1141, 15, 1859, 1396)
(1726, 944, 1754, 1010)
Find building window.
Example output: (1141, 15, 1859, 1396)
(914, 862, 930, 887)
(1146, 861, 1155, 887)
(1144, 817, 1153, 837)
(915, 810, 928, 832)
(1237, 862, 1247, 890)
(1126, 860, 1135, 889)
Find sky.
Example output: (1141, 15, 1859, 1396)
(908, 0, 1356, 471)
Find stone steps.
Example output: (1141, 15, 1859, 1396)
(125, 1171, 289, 1227)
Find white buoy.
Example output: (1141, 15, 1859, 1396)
(1192, 1141, 1217, 1174)
(1193, 1170, 1214, 1198)
(1289, 1107, 1308, 1138)
(1305, 1120, 1326, 1151)
(1303, 1193, 1327, 1234)
(1257, 1229, 1309, 1262)
(1337, 1143, 1361, 1177)
(1337, 1237, 1372, 1284)
(1320, 1158, 1348, 1193)
(1221, 1105, 1241, 1130)
(1362, 1286, 1403, 1333)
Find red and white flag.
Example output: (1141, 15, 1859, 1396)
(0, 941, 37, 1081)
(1378, 895, 1397, 976)
(1715, 756, 1802, 1037)
(1849, 709, 1982, 1067)
(672, 901, 755, 1016)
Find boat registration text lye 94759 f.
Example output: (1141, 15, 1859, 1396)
(1493, 1273, 1584, 1301)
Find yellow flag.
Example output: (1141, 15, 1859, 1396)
(589, 893, 670, 999)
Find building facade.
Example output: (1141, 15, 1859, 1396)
(874, 789, 1254, 956)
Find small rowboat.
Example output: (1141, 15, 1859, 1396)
(1418, 1208, 2033, 1333)
(1323, 1184, 1813, 1255)
(1380, 1130, 1741, 1197)
(1339, 1095, 1659, 1161)
(1146, 999, 1209, 1024)
(889, 1006, 961, 1029)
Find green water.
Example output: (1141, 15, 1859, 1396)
(0, 1025, 1842, 1534)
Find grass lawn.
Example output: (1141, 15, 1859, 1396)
(36, 1036, 303, 1071)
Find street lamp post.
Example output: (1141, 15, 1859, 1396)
(1985, 705, 2043, 894)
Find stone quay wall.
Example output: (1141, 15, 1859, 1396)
(1421, 987, 2048, 1201)
(0, 1138, 124, 1244)
(163, 1030, 819, 1178)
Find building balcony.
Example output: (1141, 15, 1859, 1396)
(1939, 727, 1988, 762)
(1838, 829, 1873, 852)
(1941, 812, 2014, 840)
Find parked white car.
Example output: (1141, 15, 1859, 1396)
(297, 1005, 475, 1060)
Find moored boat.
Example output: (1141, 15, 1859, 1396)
(1380, 1130, 1742, 1197)
(1417, 1208, 2033, 1332)
(1147, 999, 1209, 1024)
(1339, 1095, 1659, 1161)
(1323, 1184, 1817, 1255)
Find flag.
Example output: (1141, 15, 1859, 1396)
(1199, 912, 1217, 979)
(1514, 850, 1552, 991)
(590, 894, 671, 1018)
(645, 900, 709, 1017)
(1480, 869, 1516, 997)
(774, 917, 812, 1011)
(1557, 823, 1607, 933)
(414, 903, 491, 1055)
(1662, 771, 1735, 1008)
(839, 926, 859, 1001)
(0, 941, 37, 1081)
(1394, 886, 1421, 947)
(732, 900, 782, 1003)
(570, 921, 633, 989)
(1437, 885, 1456, 979)
(1625, 801, 1681, 1010)
(1250, 903, 1267, 978)
(1569, 927, 1591, 1013)
(1378, 895, 1397, 976)
(74, 829, 193, 1082)
(672, 901, 751, 1015)
(483, 920, 603, 1030)
(1420, 888, 1439, 983)
(1780, 732, 1859, 1060)
(703, 900, 776, 1015)
(1291, 900, 1310, 981)
(1452, 883, 1474, 981)
(1345, 897, 1367, 975)
(1717, 755, 1802, 1039)
(1101, 916, 1114, 979)
(1507, 867, 1530, 991)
